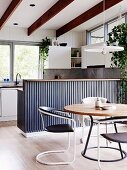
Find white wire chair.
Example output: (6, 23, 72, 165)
(96, 116, 127, 170)
(36, 106, 76, 165)
(79, 97, 107, 143)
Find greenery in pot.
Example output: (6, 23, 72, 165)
(108, 23, 127, 103)
(39, 37, 51, 62)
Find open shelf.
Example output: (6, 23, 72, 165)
(71, 67, 81, 68)
(71, 48, 81, 68)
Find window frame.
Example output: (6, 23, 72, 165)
(0, 40, 40, 82)
(87, 12, 127, 45)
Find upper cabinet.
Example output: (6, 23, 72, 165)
(46, 46, 71, 69)
(45, 46, 112, 69)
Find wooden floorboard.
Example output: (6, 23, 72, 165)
(0, 125, 127, 170)
(0, 120, 16, 127)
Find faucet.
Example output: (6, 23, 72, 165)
(15, 73, 21, 85)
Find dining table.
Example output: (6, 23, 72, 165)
(64, 103, 127, 163)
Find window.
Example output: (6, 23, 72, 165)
(14, 45, 39, 79)
(108, 17, 125, 33)
(90, 26, 104, 44)
(0, 45, 10, 81)
(87, 14, 126, 45)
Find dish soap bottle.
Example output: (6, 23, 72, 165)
(95, 98, 102, 109)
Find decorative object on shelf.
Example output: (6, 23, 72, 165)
(108, 23, 127, 103)
(76, 51, 80, 57)
(39, 37, 51, 78)
(54, 75, 61, 79)
(52, 38, 59, 46)
(59, 43, 67, 46)
(84, 0, 124, 54)
(71, 48, 81, 57)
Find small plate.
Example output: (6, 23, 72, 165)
(102, 106, 116, 110)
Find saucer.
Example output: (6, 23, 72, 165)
(102, 105, 116, 110)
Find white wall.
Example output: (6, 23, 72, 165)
(57, 31, 84, 47)
(0, 26, 111, 67)
(0, 26, 84, 48)
(0, 26, 55, 42)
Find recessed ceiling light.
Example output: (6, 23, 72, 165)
(13, 23, 18, 26)
(30, 4, 35, 7)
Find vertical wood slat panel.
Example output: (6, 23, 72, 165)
(23, 80, 119, 133)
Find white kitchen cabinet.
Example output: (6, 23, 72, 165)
(46, 46, 71, 69)
(1, 88, 17, 120)
(81, 46, 112, 68)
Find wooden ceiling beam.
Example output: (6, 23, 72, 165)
(28, 0, 74, 36)
(0, 0, 22, 30)
(56, 0, 123, 37)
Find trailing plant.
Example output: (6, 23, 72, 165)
(108, 23, 127, 103)
(39, 37, 51, 78)
(39, 37, 51, 63)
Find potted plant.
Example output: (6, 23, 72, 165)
(108, 23, 127, 103)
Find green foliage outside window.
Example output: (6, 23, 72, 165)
(14, 45, 39, 79)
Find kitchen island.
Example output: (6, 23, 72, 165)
(17, 79, 120, 136)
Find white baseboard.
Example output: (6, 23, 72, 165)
(0, 116, 17, 121)
(20, 130, 46, 138)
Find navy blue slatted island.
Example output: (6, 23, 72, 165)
(17, 79, 120, 136)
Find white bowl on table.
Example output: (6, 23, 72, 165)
(102, 105, 116, 110)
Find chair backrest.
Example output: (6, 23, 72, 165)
(82, 97, 107, 105)
(39, 106, 71, 118)
(38, 106, 76, 132)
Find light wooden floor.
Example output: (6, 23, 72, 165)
(0, 125, 127, 170)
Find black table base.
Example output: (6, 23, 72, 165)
(81, 146, 127, 162)
(81, 116, 127, 162)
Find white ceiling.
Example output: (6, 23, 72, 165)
(0, 0, 127, 33)
(0, 0, 11, 17)
(5, 0, 58, 28)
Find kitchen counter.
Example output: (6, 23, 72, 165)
(0, 85, 23, 88)
(24, 78, 120, 82)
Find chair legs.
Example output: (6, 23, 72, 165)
(36, 131, 76, 165)
(97, 122, 103, 170)
(80, 116, 86, 143)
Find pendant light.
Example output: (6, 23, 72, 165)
(84, 0, 124, 54)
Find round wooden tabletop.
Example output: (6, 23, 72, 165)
(64, 103, 127, 117)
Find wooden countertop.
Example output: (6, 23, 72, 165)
(0, 85, 23, 89)
(24, 79, 120, 82)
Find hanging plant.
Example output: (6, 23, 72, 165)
(39, 37, 51, 62)
(107, 23, 127, 103)
(39, 37, 51, 78)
